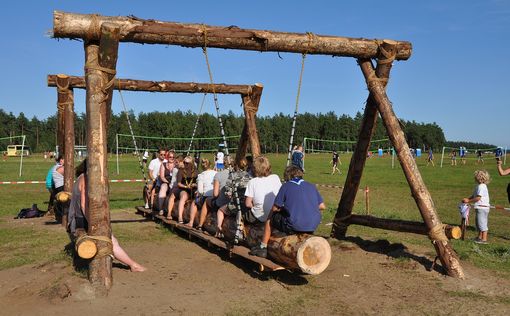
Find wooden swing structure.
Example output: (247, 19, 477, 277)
(51, 11, 464, 291)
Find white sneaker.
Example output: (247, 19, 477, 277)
(144, 203, 150, 209)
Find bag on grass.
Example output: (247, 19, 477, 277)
(15, 204, 44, 219)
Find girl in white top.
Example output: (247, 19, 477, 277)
(462, 170, 491, 244)
(187, 158, 216, 228)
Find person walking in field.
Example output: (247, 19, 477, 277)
(461, 170, 491, 244)
(291, 145, 304, 172)
(426, 148, 435, 167)
(450, 149, 457, 166)
(477, 150, 484, 165)
(331, 150, 341, 174)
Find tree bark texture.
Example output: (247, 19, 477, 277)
(48, 74, 258, 95)
(357, 59, 464, 279)
(84, 23, 120, 292)
(332, 40, 397, 239)
(53, 11, 412, 60)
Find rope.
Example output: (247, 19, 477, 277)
(186, 93, 208, 156)
(286, 52, 307, 167)
(428, 224, 449, 243)
(117, 82, 150, 191)
(201, 25, 231, 165)
(76, 234, 113, 258)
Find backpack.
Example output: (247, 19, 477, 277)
(15, 207, 44, 219)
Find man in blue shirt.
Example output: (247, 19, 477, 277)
(291, 145, 304, 171)
(249, 165, 326, 258)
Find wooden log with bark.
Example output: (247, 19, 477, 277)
(53, 11, 412, 60)
(84, 23, 120, 292)
(345, 215, 461, 240)
(74, 229, 97, 259)
(48, 74, 259, 95)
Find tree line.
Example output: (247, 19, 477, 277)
(0, 108, 496, 154)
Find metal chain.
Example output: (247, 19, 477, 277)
(286, 53, 307, 166)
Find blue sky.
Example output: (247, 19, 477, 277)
(0, 1, 508, 147)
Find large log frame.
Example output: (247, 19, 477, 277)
(52, 12, 464, 280)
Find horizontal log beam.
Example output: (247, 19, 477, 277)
(345, 214, 460, 239)
(48, 74, 260, 95)
(53, 11, 412, 60)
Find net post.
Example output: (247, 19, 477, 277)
(19, 135, 26, 177)
(116, 133, 119, 175)
(440, 146, 445, 168)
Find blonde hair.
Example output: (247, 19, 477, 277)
(474, 170, 491, 184)
(253, 156, 272, 177)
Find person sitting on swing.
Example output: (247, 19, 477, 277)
(68, 159, 146, 272)
(215, 158, 251, 237)
(186, 158, 216, 228)
(250, 165, 326, 258)
(175, 156, 198, 224)
(157, 150, 176, 216)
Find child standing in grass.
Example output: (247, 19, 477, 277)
(462, 170, 491, 244)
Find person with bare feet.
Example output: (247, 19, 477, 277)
(67, 159, 146, 272)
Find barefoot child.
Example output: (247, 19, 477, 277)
(461, 170, 491, 244)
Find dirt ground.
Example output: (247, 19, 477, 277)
(1, 211, 510, 316)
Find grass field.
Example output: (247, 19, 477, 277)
(1, 152, 509, 275)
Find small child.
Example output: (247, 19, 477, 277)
(461, 170, 491, 244)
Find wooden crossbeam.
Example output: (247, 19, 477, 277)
(48, 74, 261, 96)
(53, 11, 412, 60)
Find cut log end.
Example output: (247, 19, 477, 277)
(296, 236, 331, 275)
(76, 239, 97, 259)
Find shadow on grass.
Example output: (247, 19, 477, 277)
(342, 236, 446, 275)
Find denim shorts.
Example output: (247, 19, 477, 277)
(475, 208, 490, 232)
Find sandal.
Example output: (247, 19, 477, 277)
(159, 210, 164, 216)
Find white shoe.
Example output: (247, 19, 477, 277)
(144, 203, 150, 209)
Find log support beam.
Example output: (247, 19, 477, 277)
(355, 58, 464, 279)
(53, 11, 412, 60)
(56, 74, 75, 228)
(332, 40, 396, 238)
(236, 83, 263, 165)
(84, 23, 120, 293)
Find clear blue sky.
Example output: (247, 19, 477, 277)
(0, 1, 508, 148)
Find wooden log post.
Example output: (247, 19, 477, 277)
(56, 81, 66, 157)
(332, 40, 397, 239)
(357, 59, 464, 278)
(53, 11, 412, 60)
(84, 23, 120, 292)
(56, 74, 75, 228)
(236, 83, 263, 164)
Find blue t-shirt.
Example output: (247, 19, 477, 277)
(291, 151, 304, 170)
(273, 178, 323, 232)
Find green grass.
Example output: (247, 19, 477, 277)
(1, 153, 509, 274)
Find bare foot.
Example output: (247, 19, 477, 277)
(130, 263, 146, 272)
(185, 222, 193, 228)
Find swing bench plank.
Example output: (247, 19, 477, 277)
(135, 206, 285, 272)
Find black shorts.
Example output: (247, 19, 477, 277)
(270, 212, 313, 235)
(194, 195, 207, 209)
(241, 209, 262, 225)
